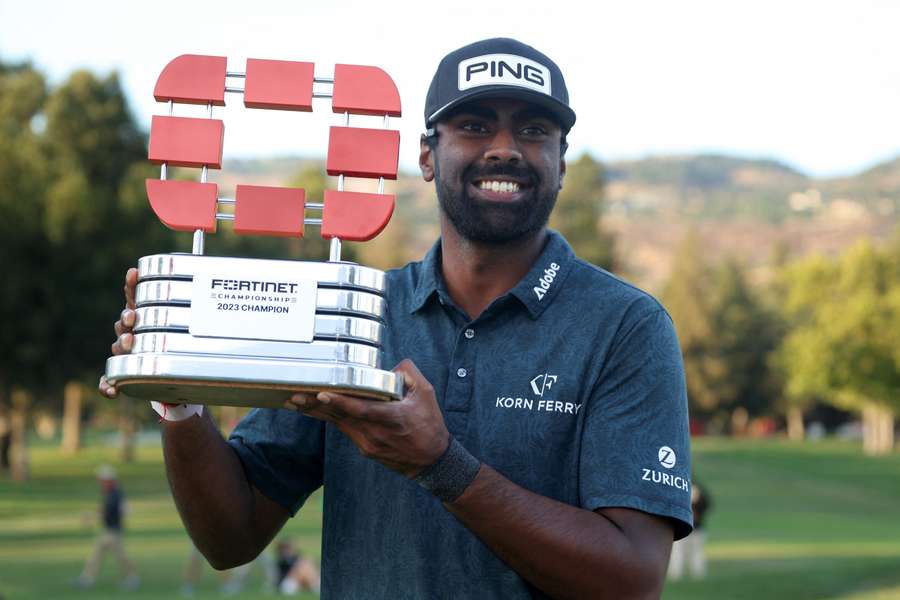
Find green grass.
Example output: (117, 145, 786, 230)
(1, 434, 899, 599)
(665, 438, 900, 600)
(0, 434, 320, 600)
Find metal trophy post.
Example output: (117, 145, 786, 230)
(105, 55, 404, 406)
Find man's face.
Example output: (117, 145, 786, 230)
(420, 98, 566, 244)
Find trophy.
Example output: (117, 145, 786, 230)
(105, 55, 404, 406)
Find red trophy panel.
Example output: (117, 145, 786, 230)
(244, 59, 315, 111)
(148, 116, 225, 169)
(326, 127, 400, 179)
(154, 54, 227, 106)
(233, 185, 306, 237)
(332, 64, 402, 117)
(321, 190, 395, 242)
(145, 179, 218, 233)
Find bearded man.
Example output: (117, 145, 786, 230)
(102, 38, 692, 599)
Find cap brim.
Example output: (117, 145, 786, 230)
(427, 86, 576, 131)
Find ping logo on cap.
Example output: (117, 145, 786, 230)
(457, 53, 552, 95)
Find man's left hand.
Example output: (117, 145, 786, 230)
(284, 359, 449, 478)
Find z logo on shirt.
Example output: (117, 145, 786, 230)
(640, 445, 689, 493)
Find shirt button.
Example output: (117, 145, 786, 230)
(464, 328, 475, 339)
(456, 368, 467, 378)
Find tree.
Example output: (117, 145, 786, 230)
(0, 62, 51, 388)
(660, 229, 719, 416)
(550, 153, 616, 270)
(41, 70, 168, 461)
(0, 61, 50, 479)
(766, 242, 813, 440)
(778, 241, 900, 455)
(661, 231, 783, 428)
(707, 258, 782, 422)
(0, 62, 169, 468)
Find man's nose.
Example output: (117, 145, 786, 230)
(483, 128, 522, 163)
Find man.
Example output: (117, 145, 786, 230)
(101, 38, 692, 598)
(668, 480, 712, 581)
(77, 465, 140, 590)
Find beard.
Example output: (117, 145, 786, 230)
(435, 161, 559, 245)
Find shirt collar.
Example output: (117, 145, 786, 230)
(408, 230, 575, 319)
(409, 239, 444, 313)
(507, 230, 575, 319)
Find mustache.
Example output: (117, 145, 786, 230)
(464, 164, 537, 186)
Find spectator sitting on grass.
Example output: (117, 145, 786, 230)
(276, 538, 320, 596)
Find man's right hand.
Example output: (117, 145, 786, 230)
(99, 267, 139, 398)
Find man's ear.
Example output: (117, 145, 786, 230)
(558, 158, 567, 190)
(420, 134, 435, 182)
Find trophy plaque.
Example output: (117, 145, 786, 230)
(105, 55, 404, 406)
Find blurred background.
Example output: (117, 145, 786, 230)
(1, 1, 899, 598)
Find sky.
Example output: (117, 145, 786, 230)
(2, 0, 899, 178)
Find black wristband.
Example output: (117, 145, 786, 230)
(414, 437, 481, 503)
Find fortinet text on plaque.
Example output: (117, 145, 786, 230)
(104, 55, 404, 406)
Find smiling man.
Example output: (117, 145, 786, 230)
(102, 37, 692, 599)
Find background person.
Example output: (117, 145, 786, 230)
(668, 479, 712, 580)
(76, 464, 140, 590)
(275, 538, 320, 596)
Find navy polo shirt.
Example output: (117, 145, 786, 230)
(228, 230, 692, 599)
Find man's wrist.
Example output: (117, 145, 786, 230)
(150, 401, 203, 422)
(414, 436, 481, 503)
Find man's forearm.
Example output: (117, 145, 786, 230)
(161, 411, 286, 569)
(446, 464, 670, 600)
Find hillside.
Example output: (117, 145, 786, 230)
(604, 154, 899, 290)
(605, 155, 809, 222)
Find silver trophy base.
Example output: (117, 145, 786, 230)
(105, 253, 403, 406)
(107, 353, 403, 406)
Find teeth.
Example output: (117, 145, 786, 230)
(478, 181, 520, 193)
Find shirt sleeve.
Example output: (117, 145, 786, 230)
(227, 408, 325, 516)
(579, 306, 694, 540)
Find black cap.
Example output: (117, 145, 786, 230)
(424, 38, 576, 133)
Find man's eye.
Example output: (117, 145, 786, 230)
(520, 125, 548, 136)
(460, 122, 489, 133)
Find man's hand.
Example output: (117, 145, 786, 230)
(283, 359, 449, 478)
(98, 267, 138, 399)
